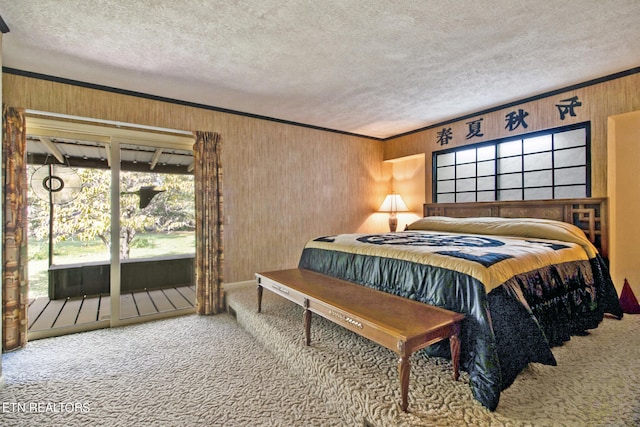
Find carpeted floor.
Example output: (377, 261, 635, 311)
(1, 281, 638, 426)
(0, 311, 346, 426)
(226, 282, 640, 427)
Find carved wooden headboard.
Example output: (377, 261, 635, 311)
(423, 198, 608, 258)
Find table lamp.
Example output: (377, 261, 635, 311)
(378, 193, 409, 232)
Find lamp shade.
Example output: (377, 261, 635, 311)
(378, 194, 409, 213)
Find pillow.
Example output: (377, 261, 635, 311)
(406, 216, 598, 258)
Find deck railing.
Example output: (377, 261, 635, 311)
(48, 254, 194, 299)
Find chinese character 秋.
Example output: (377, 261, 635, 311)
(555, 96, 582, 120)
(465, 118, 484, 139)
(437, 127, 453, 146)
(505, 109, 529, 131)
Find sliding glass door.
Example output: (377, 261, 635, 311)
(25, 113, 195, 338)
(112, 140, 196, 326)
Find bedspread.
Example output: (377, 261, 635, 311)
(298, 217, 623, 410)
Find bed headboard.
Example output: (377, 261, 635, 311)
(423, 198, 608, 258)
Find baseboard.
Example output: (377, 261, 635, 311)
(224, 280, 255, 291)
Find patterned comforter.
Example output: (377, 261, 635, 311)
(298, 216, 623, 411)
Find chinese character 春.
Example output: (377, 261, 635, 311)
(437, 127, 453, 146)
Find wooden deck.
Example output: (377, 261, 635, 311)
(28, 285, 196, 340)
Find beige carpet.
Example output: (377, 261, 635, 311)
(1, 282, 638, 427)
(0, 311, 346, 426)
(226, 282, 640, 427)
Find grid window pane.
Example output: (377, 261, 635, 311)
(457, 192, 477, 202)
(477, 146, 495, 161)
(498, 157, 522, 174)
(456, 178, 476, 192)
(456, 149, 476, 164)
(555, 147, 585, 168)
(555, 185, 586, 198)
(477, 191, 495, 201)
(477, 160, 495, 176)
(437, 153, 455, 167)
(498, 173, 522, 189)
(477, 176, 495, 191)
(438, 193, 455, 203)
(555, 167, 585, 185)
(523, 135, 552, 153)
(554, 128, 586, 149)
(438, 165, 455, 180)
(498, 189, 522, 200)
(524, 152, 552, 171)
(433, 123, 589, 203)
(498, 140, 522, 157)
(456, 163, 476, 178)
(524, 187, 553, 200)
(524, 170, 552, 187)
(437, 180, 455, 193)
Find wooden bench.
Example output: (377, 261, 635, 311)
(256, 268, 464, 412)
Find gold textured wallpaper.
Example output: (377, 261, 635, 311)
(3, 70, 640, 287)
(2, 73, 390, 283)
(384, 72, 640, 201)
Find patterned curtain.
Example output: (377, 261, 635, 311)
(193, 131, 224, 315)
(2, 105, 28, 351)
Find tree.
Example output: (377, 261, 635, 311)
(27, 165, 195, 261)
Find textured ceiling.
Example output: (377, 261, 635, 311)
(1, 1, 639, 139)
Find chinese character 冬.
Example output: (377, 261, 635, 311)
(555, 96, 582, 120)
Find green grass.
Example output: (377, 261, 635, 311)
(127, 232, 195, 259)
(28, 232, 195, 298)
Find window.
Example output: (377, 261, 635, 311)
(433, 122, 590, 202)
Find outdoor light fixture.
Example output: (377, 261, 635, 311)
(378, 193, 409, 232)
(138, 186, 165, 209)
(121, 186, 165, 209)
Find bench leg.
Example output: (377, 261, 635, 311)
(398, 355, 410, 412)
(450, 324, 461, 381)
(303, 298, 311, 346)
(257, 284, 263, 313)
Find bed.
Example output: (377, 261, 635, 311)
(297, 198, 623, 411)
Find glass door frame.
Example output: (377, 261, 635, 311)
(108, 135, 196, 327)
(109, 139, 122, 325)
(25, 111, 195, 331)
